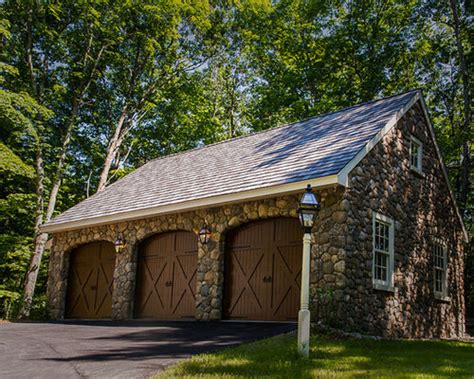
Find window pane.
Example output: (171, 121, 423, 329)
(433, 244, 445, 269)
(374, 220, 389, 252)
(374, 252, 388, 282)
(433, 242, 447, 294)
(410, 140, 421, 169)
(434, 269, 443, 292)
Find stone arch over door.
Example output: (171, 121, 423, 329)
(223, 217, 303, 321)
(134, 230, 198, 319)
(65, 241, 116, 319)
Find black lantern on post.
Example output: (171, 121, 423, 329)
(114, 235, 126, 253)
(297, 184, 320, 233)
(198, 225, 211, 244)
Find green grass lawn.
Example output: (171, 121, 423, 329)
(158, 333, 474, 378)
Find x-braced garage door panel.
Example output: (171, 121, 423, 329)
(66, 241, 115, 319)
(135, 231, 197, 319)
(224, 218, 303, 321)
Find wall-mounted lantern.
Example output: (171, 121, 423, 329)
(114, 235, 126, 253)
(198, 225, 211, 245)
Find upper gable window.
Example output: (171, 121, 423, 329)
(410, 136, 423, 173)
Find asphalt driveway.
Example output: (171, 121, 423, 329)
(0, 320, 295, 379)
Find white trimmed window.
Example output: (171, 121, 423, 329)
(433, 240, 448, 299)
(372, 212, 395, 291)
(409, 136, 423, 173)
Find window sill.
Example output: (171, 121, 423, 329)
(434, 293, 451, 302)
(410, 166, 425, 177)
(373, 283, 398, 293)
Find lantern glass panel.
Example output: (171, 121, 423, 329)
(301, 191, 318, 207)
(114, 238, 125, 253)
(199, 227, 211, 244)
(299, 210, 316, 228)
(298, 185, 320, 229)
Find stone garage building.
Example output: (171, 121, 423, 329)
(43, 90, 468, 338)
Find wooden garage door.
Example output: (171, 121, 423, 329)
(135, 231, 197, 319)
(224, 218, 302, 321)
(66, 241, 115, 319)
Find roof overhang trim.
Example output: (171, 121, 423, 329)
(41, 174, 341, 233)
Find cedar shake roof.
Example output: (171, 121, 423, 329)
(44, 90, 420, 231)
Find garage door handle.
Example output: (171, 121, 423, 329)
(263, 276, 272, 283)
(90, 285, 98, 290)
(165, 281, 173, 287)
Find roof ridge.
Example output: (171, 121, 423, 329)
(143, 89, 421, 166)
(278, 89, 420, 129)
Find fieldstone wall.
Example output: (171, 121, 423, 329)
(47, 187, 345, 321)
(339, 101, 466, 338)
(310, 188, 348, 322)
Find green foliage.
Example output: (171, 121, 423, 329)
(0, 235, 32, 318)
(0, 290, 20, 319)
(0, 143, 34, 177)
(0, 193, 36, 232)
(0, 147, 36, 319)
(0, 143, 35, 196)
(311, 287, 338, 328)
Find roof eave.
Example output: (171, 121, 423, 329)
(41, 174, 342, 233)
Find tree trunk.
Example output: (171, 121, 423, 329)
(97, 110, 128, 192)
(18, 137, 46, 319)
(33, 137, 45, 234)
(449, 0, 471, 210)
(18, 104, 79, 319)
(45, 105, 78, 220)
(18, 233, 49, 319)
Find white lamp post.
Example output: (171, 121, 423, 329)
(297, 184, 320, 357)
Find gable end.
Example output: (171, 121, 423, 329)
(338, 92, 468, 242)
